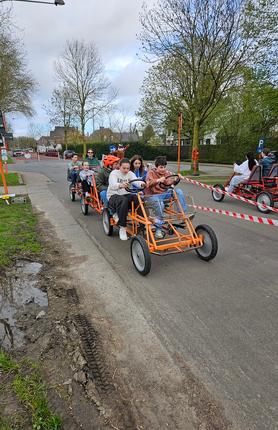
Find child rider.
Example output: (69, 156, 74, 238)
(95, 155, 120, 206)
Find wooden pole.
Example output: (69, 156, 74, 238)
(177, 113, 182, 174)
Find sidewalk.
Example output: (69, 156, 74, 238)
(22, 171, 198, 430)
(0, 185, 28, 196)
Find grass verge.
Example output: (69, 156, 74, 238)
(180, 171, 226, 185)
(0, 173, 21, 186)
(0, 199, 41, 266)
(0, 349, 62, 430)
(7, 156, 14, 165)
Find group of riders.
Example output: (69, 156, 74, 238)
(68, 147, 276, 241)
(226, 149, 276, 193)
(68, 148, 191, 241)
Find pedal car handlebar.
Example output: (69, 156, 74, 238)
(125, 178, 146, 193)
(160, 174, 180, 189)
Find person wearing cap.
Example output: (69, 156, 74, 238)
(260, 149, 276, 177)
(96, 155, 120, 206)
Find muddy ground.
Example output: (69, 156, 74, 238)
(0, 216, 142, 430)
(0, 209, 232, 430)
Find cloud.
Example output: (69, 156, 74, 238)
(6, 0, 150, 136)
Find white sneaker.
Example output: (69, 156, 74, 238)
(155, 229, 164, 239)
(112, 213, 119, 224)
(119, 227, 128, 241)
(225, 187, 229, 192)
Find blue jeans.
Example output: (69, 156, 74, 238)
(70, 170, 78, 185)
(146, 188, 188, 221)
(100, 190, 108, 206)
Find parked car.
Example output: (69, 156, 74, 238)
(12, 149, 25, 157)
(45, 149, 59, 157)
(25, 148, 34, 153)
(63, 149, 76, 159)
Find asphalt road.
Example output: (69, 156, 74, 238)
(11, 159, 278, 430)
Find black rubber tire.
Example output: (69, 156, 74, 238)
(212, 184, 225, 202)
(102, 208, 113, 236)
(69, 186, 76, 202)
(81, 196, 89, 215)
(256, 192, 273, 214)
(195, 224, 218, 261)
(130, 236, 151, 276)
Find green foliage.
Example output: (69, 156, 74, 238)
(0, 350, 19, 373)
(0, 173, 21, 186)
(0, 350, 62, 430)
(141, 124, 155, 143)
(13, 372, 62, 430)
(205, 69, 278, 147)
(62, 140, 278, 164)
(0, 11, 36, 117)
(0, 200, 41, 266)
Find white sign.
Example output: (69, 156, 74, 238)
(24, 152, 31, 159)
(1, 148, 7, 161)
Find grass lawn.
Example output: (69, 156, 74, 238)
(7, 156, 14, 164)
(0, 172, 21, 186)
(0, 350, 62, 429)
(0, 200, 41, 266)
(180, 170, 226, 185)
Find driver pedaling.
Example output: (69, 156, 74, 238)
(102, 175, 218, 276)
(211, 164, 278, 214)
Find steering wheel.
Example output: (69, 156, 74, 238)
(159, 174, 180, 189)
(125, 178, 146, 193)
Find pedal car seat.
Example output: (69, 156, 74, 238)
(242, 165, 262, 184)
(268, 164, 278, 178)
(263, 164, 278, 187)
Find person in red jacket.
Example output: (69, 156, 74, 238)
(145, 156, 190, 238)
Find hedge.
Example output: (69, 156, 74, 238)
(63, 140, 277, 164)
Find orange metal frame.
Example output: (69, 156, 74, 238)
(123, 191, 203, 256)
(84, 175, 103, 214)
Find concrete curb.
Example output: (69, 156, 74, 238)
(23, 171, 198, 429)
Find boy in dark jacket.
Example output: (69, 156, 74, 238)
(96, 155, 120, 205)
(260, 149, 276, 177)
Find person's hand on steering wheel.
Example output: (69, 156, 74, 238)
(119, 181, 129, 189)
(157, 176, 166, 184)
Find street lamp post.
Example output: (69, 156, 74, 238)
(0, 0, 65, 5)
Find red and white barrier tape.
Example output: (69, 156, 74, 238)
(189, 204, 278, 227)
(183, 177, 278, 214)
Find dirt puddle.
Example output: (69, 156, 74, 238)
(0, 260, 48, 349)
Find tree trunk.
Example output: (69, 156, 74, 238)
(64, 128, 68, 150)
(191, 117, 200, 173)
(81, 120, 86, 157)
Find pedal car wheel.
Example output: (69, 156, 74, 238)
(81, 196, 89, 215)
(69, 186, 76, 202)
(195, 224, 218, 261)
(212, 184, 225, 202)
(102, 208, 113, 236)
(256, 192, 273, 213)
(130, 236, 151, 276)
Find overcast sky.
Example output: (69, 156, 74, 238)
(7, 0, 151, 137)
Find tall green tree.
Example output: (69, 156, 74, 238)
(139, 0, 277, 169)
(0, 7, 36, 116)
(205, 69, 278, 149)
